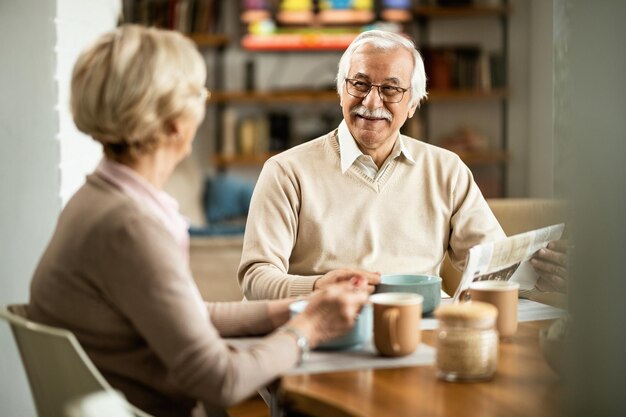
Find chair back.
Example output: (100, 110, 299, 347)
(65, 391, 135, 417)
(0, 304, 151, 417)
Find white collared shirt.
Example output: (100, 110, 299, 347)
(337, 120, 415, 180)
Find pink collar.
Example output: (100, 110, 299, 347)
(95, 158, 189, 261)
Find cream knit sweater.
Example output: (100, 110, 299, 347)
(239, 128, 505, 300)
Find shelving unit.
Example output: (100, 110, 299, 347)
(123, 1, 512, 194)
(241, 32, 359, 51)
(413, 1, 511, 197)
(209, 2, 391, 170)
(187, 33, 230, 48)
(414, 4, 511, 18)
(184, 2, 512, 193)
(210, 89, 338, 104)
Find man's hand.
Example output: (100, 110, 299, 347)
(530, 240, 569, 293)
(314, 269, 381, 294)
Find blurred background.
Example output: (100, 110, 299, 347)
(1, 1, 624, 416)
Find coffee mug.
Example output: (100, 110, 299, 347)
(369, 293, 423, 357)
(375, 274, 442, 314)
(468, 281, 519, 337)
(289, 300, 372, 350)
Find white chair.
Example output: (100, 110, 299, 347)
(65, 391, 134, 417)
(0, 304, 152, 417)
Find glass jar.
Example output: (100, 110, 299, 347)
(435, 301, 499, 382)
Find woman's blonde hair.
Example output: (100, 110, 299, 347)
(71, 24, 207, 159)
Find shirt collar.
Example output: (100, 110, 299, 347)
(95, 158, 189, 257)
(337, 119, 415, 173)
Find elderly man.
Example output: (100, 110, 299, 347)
(238, 30, 566, 300)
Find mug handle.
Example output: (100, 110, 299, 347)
(383, 308, 400, 353)
(459, 289, 472, 302)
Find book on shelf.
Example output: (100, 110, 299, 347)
(122, 0, 221, 34)
(221, 110, 288, 158)
(423, 46, 499, 91)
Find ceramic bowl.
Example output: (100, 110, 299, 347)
(374, 274, 442, 314)
(289, 300, 372, 350)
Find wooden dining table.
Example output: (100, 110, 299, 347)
(278, 320, 563, 417)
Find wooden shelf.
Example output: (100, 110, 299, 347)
(213, 149, 508, 169)
(241, 33, 358, 51)
(210, 90, 339, 104)
(427, 88, 508, 102)
(209, 88, 506, 105)
(414, 5, 511, 18)
(188, 33, 230, 48)
(213, 152, 278, 168)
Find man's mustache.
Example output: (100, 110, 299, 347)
(350, 105, 393, 122)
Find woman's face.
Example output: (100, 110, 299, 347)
(172, 90, 207, 161)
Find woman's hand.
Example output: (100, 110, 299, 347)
(288, 277, 369, 347)
(530, 240, 569, 293)
(313, 268, 381, 294)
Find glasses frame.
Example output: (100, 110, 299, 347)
(344, 78, 409, 103)
(199, 87, 210, 103)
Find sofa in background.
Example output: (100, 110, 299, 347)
(189, 198, 568, 302)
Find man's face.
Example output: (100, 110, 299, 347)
(341, 44, 417, 155)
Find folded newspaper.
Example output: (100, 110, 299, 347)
(452, 223, 565, 302)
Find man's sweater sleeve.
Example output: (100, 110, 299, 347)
(447, 159, 506, 271)
(238, 159, 321, 300)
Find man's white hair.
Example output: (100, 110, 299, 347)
(336, 30, 427, 108)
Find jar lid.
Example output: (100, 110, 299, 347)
(435, 301, 498, 328)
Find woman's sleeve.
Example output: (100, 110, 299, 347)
(100, 214, 299, 407)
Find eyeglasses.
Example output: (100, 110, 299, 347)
(199, 87, 210, 103)
(345, 78, 409, 103)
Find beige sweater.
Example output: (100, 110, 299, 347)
(239, 129, 505, 300)
(28, 174, 298, 417)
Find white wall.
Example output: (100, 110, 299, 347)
(0, 2, 59, 415)
(56, 0, 120, 204)
(508, 0, 555, 197)
(507, 0, 531, 196)
(0, 1, 117, 415)
(527, 0, 554, 196)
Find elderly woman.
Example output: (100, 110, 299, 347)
(27, 25, 373, 417)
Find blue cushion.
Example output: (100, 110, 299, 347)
(203, 174, 255, 223)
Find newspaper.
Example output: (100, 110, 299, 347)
(452, 223, 565, 302)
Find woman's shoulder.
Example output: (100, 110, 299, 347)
(63, 175, 167, 240)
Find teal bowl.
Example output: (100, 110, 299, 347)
(374, 274, 442, 314)
(289, 300, 372, 350)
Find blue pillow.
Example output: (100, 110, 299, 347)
(203, 174, 254, 223)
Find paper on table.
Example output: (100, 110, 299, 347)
(287, 342, 435, 376)
(421, 298, 567, 330)
(225, 336, 435, 376)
